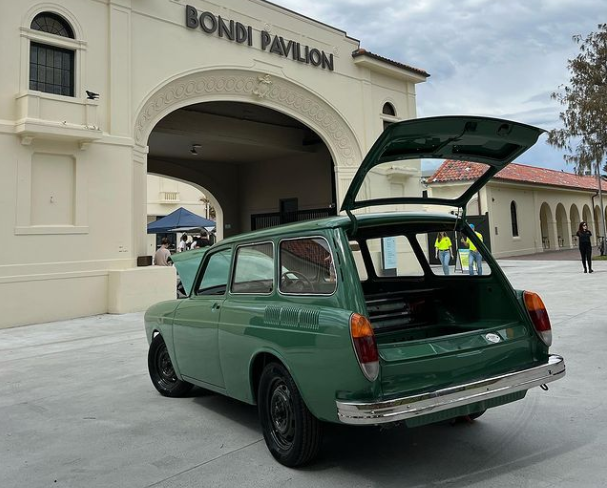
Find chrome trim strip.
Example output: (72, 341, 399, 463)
(336, 354, 565, 425)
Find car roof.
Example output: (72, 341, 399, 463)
(216, 212, 458, 246)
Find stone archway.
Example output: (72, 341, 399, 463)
(570, 204, 581, 246)
(134, 69, 362, 168)
(555, 203, 570, 248)
(582, 204, 595, 245)
(539, 202, 556, 250)
(132, 69, 364, 254)
(595, 205, 604, 239)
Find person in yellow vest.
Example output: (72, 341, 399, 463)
(434, 231, 453, 275)
(461, 223, 483, 275)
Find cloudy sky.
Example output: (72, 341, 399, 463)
(271, 0, 603, 172)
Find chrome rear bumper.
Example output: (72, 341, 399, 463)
(336, 354, 565, 425)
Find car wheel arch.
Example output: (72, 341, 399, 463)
(149, 330, 184, 379)
(249, 351, 305, 407)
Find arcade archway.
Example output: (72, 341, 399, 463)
(134, 69, 362, 248)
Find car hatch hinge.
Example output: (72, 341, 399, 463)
(346, 209, 359, 237)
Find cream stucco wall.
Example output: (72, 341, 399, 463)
(429, 179, 607, 258)
(0, 0, 426, 327)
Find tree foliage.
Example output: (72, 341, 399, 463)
(548, 23, 607, 174)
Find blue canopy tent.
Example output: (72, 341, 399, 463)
(147, 207, 215, 234)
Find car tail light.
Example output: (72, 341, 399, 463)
(523, 291, 552, 346)
(350, 313, 379, 381)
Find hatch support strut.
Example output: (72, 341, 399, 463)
(346, 209, 359, 237)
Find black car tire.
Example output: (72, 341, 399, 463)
(467, 409, 486, 420)
(258, 362, 322, 467)
(148, 334, 193, 397)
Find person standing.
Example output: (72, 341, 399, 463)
(153, 237, 172, 266)
(177, 233, 188, 252)
(576, 221, 593, 273)
(434, 231, 453, 275)
(461, 224, 483, 275)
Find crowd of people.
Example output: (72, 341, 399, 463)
(153, 230, 215, 266)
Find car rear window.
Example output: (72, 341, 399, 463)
(279, 237, 336, 295)
(366, 235, 424, 277)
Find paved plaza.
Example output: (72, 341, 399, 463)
(1, 254, 606, 487)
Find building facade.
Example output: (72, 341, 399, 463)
(0, 0, 428, 327)
(428, 160, 607, 258)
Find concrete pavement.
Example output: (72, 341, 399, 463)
(1, 257, 606, 487)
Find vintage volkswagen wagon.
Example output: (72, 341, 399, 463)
(145, 116, 565, 467)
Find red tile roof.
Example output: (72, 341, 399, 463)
(351, 49, 430, 78)
(428, 160, 607, 192)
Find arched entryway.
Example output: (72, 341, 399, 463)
(594, 205, 604, 240)
(132, 69, 363, 253)
(539, 202, 556, 250)
(146, 174, 222, 255)
(570, 204, 581, 247)
(555, 203, 570, 248)
(582, 204, 595, 245)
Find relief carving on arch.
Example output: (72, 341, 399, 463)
(134, 71, 359, 166)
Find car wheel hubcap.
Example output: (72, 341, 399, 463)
(269, 382, 294, 449)
(157, 345, 176, 384)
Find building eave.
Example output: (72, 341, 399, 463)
(352, 49, 429, 83)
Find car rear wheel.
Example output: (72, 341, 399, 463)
(467, 409, 486, 420)
(258, 362, 322, 467)
(148, 334, 193, 397)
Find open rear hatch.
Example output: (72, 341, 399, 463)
(341, 115, 544, 214)
(341, 116, 547, 405)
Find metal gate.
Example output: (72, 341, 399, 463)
(251, 206, 337, 231)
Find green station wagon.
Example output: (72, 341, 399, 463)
(145, 116, 565, 467)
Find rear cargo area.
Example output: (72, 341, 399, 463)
(364, 280, 522, 341)
(347, 223, 545, 401)
(361, 278, 541, 398)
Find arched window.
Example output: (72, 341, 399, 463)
(31, 13, 74, 37)
(29, 13, 75, 96)
(381, 102, 397, 131)
(510, 201, 519, 237)
(382, 103, 396, 116)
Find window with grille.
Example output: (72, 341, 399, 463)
(29, 13, 75, 97)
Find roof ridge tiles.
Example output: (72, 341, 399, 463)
(428, 159, 607, 192)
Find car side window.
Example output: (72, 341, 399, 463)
(231, 243, 274, 294)
(195, 249, 233, 295)
(279, 237, 337, 295)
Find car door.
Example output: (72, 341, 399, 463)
(172, 247, 232, 389)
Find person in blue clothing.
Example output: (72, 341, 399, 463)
(461, 224, 483, 275)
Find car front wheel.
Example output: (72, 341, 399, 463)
(258, 362, 322, 467)
(148, 334, 193, 397)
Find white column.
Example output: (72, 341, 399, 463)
(108, 1, 132, 136)
(564, 219, 573, 248)
(549, 220, 559, 250)
(133, 144, 149, 257)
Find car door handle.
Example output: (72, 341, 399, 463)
(211, 303, 221, 311)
